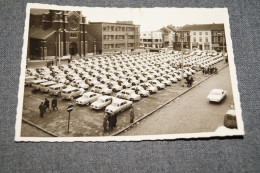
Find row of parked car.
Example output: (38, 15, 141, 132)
(25, 51, 224, 115)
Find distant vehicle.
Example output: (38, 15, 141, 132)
(91, 96, 113, 110)
(140, 83, 158, 93)
(105, 98, 133, 115)
(130, 86, 150, 97)
(31, 79, 48, 90)
(116, 89, 141, 101)
(61, 87, 85, 100)
(39, 81, 57, 93)
(91, 85, 112, 95)
(76, 92, 101, 105)
(148, 80, 166, 90)
(224, 109, 237, 128)
(207, 89, 227, 102)
(25, 76, 37, 86)
(49, 83, 65, 96)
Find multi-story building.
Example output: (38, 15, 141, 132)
(28, 9, 90, 60)
(140, 31, 163, 48)
(174, 24, 226, 52)
(86, 21, 140, 54)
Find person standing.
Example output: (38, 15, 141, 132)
(108, 113, 113, 131)
(103, 113, 108, 132)
(44, 98, 51, 113)
(190, 75, 194, 87)
(130, 107, 135, 123)
(39, 102, 44, 118)
(51, 97, 58, 111)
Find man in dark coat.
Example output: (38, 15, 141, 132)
(103, 113, 108, 132)
(39, 102, 44, 118)
(130, 107, 135, 123)
(51, 97, 58, 111)
(107, 113, 113, 131)
(44, 98, 51, 113)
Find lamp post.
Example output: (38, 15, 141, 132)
(125, 33, 128, 54)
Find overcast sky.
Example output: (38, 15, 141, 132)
(82, 8, 228, 32)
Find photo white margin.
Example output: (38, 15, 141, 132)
(15, 3, 245, 142)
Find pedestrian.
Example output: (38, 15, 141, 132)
(107, 113, 113, 131)
(44, 98, 51, 113)
(130, 107, 135, 123)
(190, 75, 194, 87)
(51, 97, 58, 111)
(103, 113, 108, 132)
(113, 114, 117, 128)
(39, 102, 44, 118)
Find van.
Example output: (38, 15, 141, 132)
(49, 83, 65, 96)
(25, 76, 37, 86)
(224, 109, 237, 129)
(39, 81, 57, 93)
(61, 87, 85, 100)
(31, 79, 48, 90)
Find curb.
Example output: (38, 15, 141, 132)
(22, 118, 58, 137)
(112, 64, 229, 136)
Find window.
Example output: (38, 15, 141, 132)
(205, 37, 208, 42)
(213, 37, 218, 43)
(193, 37, 196, 42)
(70, 32, 77, 38)
(199, 32, 202, 36)
(193, 32, 196, 35)
(205, 32, 208, 35)
(199, 37, 202, 42)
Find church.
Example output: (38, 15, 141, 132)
(28, 9, 96, 60)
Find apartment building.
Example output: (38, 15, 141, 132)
(174, 24, 225, 52)
(86, 21, 140, 54)
(140, 31, 163, 48)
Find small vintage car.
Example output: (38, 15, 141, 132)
(91, 96, 112, 110)
(90, 84, 112, 95)
(105, 98, 133, 115)
(49, 83, 65, 96)
(130, 86, 149, 97)
(61, 87, 85, 100)
(116, 89, 141, 101)
(76, 92, 101, 105)
(207, 89, 227, 102)
(39, 81, 57, 93)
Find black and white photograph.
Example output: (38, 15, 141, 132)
(15, 3, 244, 142)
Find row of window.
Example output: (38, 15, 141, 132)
(103, 43, 134, 49)
(193, 37, 209, 42)
(103, 26, 135, 32)
(193, 31, 209, 36)
(103, 35, 135, 40)
(140, 39, 163, 42)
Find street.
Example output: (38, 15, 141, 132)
(120, 66, 233, 136)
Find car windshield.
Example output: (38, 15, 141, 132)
(111, 102, 118, 107)
(211, 91, 221, 95)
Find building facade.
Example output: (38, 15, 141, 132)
(174, 24, 226, 52)
(140, 31, 163, 48)
(86, 21, 140, 54)
(28, 9, 90, 60)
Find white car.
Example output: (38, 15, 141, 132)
(207, 89, 227, 102)
(130, 86, 149, 97)
(91, 96, 113, 110)
(91, 84, 112, 95)
(156, 77, 172, 86)
(106, 81, 122, 92)
(140, 83, 158, 94)
(76, 92, 101, 105)
(61, 87, 85, 100)
(149, 80, 165, 90)
(105, 98, 133, 115)
(116, 89, 141, 101)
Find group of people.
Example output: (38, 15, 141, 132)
(202, 66, 218, 75)
(103, 107, 135, 132)
(39, 97, 58, 118)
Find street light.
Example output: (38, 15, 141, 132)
(125, 33, 128, 54)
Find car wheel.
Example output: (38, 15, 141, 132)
(130, 98, 134, 101)
(102, 92, 105, 95)
(123, 86, 126, 89)
(149, 90, 153, 94)
(86, 102, 90, 106)
(157, 86, 160, 89)
(141, 94, 144, 97)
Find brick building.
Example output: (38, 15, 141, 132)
(86, 21, 140, 54)
(28, 9, 93, 60)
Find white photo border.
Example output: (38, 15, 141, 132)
(15, 3, 245, 142)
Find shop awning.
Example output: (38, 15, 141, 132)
(29, 27, 56, 40)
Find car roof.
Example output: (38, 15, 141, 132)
(41, 81, 57, 85)
(50, 83, 64, 88)
(99, 95, 112, 100)
(226, 109, 236, 116)
(62, 87, 78, 91)
(84, 92, 96, 96)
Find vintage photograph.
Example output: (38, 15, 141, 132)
(15, 4, 244, 142)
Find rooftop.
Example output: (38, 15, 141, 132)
(178, 23, 224, 31)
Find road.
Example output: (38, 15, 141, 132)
(120, 66, 234, 136)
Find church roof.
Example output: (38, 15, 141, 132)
(29, 27, 56, 40)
